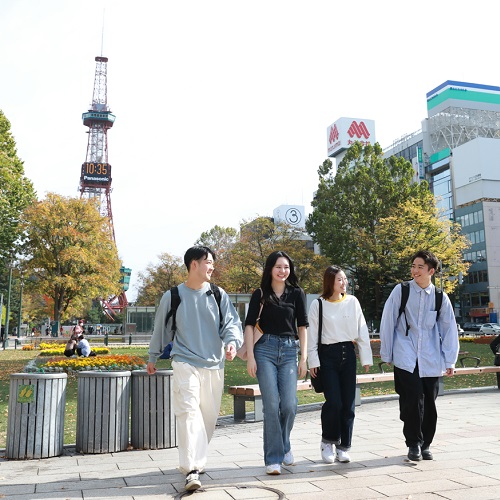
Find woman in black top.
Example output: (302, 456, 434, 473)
(244, 251, 308, 475)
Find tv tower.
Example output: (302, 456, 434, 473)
(80, 55, 131, 318)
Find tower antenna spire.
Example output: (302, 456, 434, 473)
(100, 9, 105, 57)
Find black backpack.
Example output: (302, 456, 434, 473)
(398, 281, 443, 336)
(159, 283, 223, 359)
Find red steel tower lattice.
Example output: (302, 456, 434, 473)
(80, 56, 130, 319)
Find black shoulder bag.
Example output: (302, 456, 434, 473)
(310, 298, 324, 393)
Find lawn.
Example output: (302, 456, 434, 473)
(0, 340, 497, 449)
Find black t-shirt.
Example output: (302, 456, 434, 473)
(245, 286, 309, 336)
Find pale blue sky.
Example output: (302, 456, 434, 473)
(1, 0, 497, 299)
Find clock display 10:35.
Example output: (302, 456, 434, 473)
(82, 162, 110, 175)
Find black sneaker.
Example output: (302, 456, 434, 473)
(421, 446, 433, 460)
(185, 470, 201, 491)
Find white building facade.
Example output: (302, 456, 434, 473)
(383, 81, 500, 324)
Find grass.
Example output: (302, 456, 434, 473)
(0, 340, 497, 449)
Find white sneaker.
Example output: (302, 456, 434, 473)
(283, 450, 294, 465)
(321, 442, 335, 463)
(185, 470, 201, 491)
(335, 448, 351, 463)
(266, 463, 281, 475)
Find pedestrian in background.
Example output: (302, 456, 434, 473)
(308, 265, 372, 464)
(244, 250, 308, 475)
(379, 250, 459, 461)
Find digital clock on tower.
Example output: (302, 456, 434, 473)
(81, 162, 112, 185)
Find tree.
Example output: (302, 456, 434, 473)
(375, 200, 470, 294)
(194, 225, 238, 286)
(20, 193, 122, 323)
(135, 253, 186, 306)
(0, 110, 36, 329)
(227, 217, 329, 294)
(306, 142, 463, 320)
(0, 110, 36, 260)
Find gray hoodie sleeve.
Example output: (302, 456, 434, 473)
(218, 289, 243, 350)
(148, 290, 173, 364)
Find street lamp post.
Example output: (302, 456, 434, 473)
(17, 273, 24, 339)
(4, 262, 14, 349)
(0, 293, 3, 348)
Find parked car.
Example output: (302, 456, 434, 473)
(479, 323, 500, 335)
(463, 322, 482, 332)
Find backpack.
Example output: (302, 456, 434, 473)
(398, 281, 443, 336)
(159, 283, 223, 359)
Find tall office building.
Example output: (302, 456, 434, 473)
(383, 81, 500, 323)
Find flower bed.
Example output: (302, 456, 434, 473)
(38, 346, 110, 356)
(39, 342, 67, 350)
(27, 354, 146, 373)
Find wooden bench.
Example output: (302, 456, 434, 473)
(229, 364, 500, 422)
(228, 380, 312, 422)
(355, 372, 395, 405)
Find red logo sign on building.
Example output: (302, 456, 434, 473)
(347, 121, 370, 139)
(329, 124, 339, 144)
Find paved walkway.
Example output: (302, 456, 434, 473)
(1, 388, 500, 499)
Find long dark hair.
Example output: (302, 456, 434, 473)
(260, 250, 299, 303)
(320, 265, 344, 299)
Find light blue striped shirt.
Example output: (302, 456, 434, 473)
(380, 280, 459, 377)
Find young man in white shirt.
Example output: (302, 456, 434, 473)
(380, 250, 459, 462)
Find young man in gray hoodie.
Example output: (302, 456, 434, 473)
(147, 246, 243, 491)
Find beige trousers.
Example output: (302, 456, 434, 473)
(171, 360, 224, 474)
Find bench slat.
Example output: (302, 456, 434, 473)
(453, 366, 500, 375)
(229, 380, 312, 397)
(356, 373, 394, 384)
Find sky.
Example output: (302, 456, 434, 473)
(1, 0, 498, 301)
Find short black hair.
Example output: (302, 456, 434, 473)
(184, 246, 216, 270)
(411, 250, 439, 271)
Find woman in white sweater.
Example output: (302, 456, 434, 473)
(308, 266, 373, 464)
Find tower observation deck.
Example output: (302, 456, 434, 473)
(80, 56, 131, 318)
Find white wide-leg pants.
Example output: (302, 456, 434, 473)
(171, 360, 224, 474)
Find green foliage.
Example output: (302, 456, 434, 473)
(375, 200, 470, 294)
(306, 142, 468, 320)
(20, 193, 122, 322)
(135, 252, 186, 306)
(0, 109, 36, 263)
(136, 218, 329, 303)
(227, 217, 329, 294)
(195, 225, 238, 287)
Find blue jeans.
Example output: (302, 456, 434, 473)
(320, 341, 356, 451)
(254, 334, 299, 465)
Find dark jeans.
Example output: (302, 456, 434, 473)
(394, 364, 439, 448)
(320, 341, 357, 451)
